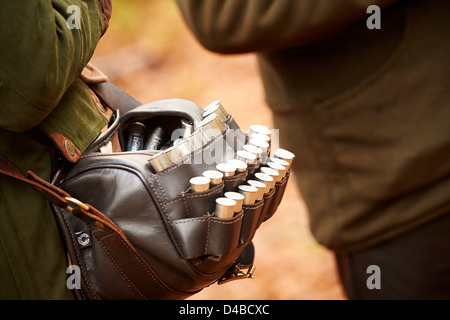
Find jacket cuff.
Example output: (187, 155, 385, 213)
(49, 134, 82, 163)
(80, 63, 109, 84)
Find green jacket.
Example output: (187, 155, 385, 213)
(177, 0, 450, 253)
(0, 0, 110, 299)
(0, 0, 109, 159)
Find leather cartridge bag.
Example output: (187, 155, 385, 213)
(0, 88, 292, 300)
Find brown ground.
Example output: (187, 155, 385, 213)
(91, 0, 347, 300)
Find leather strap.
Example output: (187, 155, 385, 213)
(0, 154, 180, 298)
(0, 155, 70, 208)
(0, 155, 127, 237)
(88, 81, 142, 114)
(89, 81, 205, 129)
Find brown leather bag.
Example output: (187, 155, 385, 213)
(0, 83, 291, 300)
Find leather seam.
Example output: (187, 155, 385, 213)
(96, 235, 148, 299)
(61, 210, 100, 299)
(182, 193, 190, 218)
(205, 219, 210, 256)
(96, 232, 172, 296)
(170, 215, 243, 225)
(242, 201, 264, 211)
(163, 186, 222, 207)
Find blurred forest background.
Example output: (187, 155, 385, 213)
(91, 0, 346, 300)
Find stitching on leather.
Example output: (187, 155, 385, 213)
(97, 236, 148, 299)
(276, 175, 289, 187)
(146, 177, 171, 222)
(146, 177, 161, 203)
(97, 232, 172, 295)
(184, 185, 223, 199)
(182, 193, 190, 218)
(205, 219, 210, 255)
(61, 210, 100, 299)
(242, 201, 264, 211)
(163, 185, 222, 208)
(170, 215, 242, 225)
(152, 174, 169, 202)
(223, 172, 246, 182)
(146, 177, 188, 258)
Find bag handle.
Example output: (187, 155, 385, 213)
(118, 98, 205, 129)
(86, 81, 205, 154)
(89, 81, 205, 128)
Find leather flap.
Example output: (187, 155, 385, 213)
(170, 213, 243, 260)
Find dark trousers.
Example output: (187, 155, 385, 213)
(335, 212, 450, 300)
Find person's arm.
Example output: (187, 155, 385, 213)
(176, 0, 399, 53)
(0, 0, 110, 132)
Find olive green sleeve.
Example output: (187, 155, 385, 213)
(0, 0, 106, 132)
(176, 0, 399, 53)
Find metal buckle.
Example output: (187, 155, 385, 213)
(65, 197, 90, 212)
(217, 263, 255, 285)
